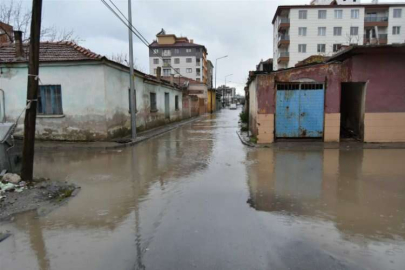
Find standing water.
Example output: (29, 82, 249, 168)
(1, 109, 404, 270)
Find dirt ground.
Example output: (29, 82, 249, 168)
(0, 179, 79, 221)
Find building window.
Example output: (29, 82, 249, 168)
(393, 26, 401, 35)
(350, 26, 359, 35)
(298, 44, 306, 53)
(196, 58, 201, 66)
(175, 95, 179, 110)
(317, 44, 326, 53)
(174, 49, 180, 54)
(333, 44, 342, 52)
(298, 27, 307, 36)
(153, 49, 158, 54)
(351, 9, 359, 19)
(150, 93, 157, 112)
(334, 10, 343, 19)
(174, 58, 180, 64)
(393, 9, 402, 18)
(38, 85, 63, 115)
(162, 49, 171, 56)
(163, 58, 171, 67)
(163, 68, 171, 76)
(186, 68, 192, 73)
(186, 48, 192, 53)
(318, 27, 326, 36)
(299, 10, 307, 19)
(196, 68, 201, 76)
(186, 58, 192, 63)
(153, 58, 159, 64)
(334, 27, 342, 36)
(318, 10, 327, 19)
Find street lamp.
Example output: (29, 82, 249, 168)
(224, 74, 233, 106)
(215, 55, 228, 89)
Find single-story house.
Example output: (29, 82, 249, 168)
(248, 45, 405, 143)
(0, 34, 185, 141)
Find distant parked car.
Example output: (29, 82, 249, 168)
(230, 103, 237, 110)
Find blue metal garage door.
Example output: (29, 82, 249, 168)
(275, 83, 324, 138)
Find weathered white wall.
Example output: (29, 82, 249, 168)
(0, 61, 184, 141)
(0, 62, 108, 140)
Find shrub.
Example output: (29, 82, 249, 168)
(239, 111, 248, 124)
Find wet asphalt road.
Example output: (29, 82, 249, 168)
(1, 108, 405, 270)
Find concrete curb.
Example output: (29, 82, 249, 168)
(236, 131, 260, 148)
(35, 116, 203, 151)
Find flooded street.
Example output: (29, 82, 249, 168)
(1, 109, 405, 270)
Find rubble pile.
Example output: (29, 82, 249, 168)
(0, 173, 26, 200)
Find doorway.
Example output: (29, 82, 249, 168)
(164, 93, 170, 119)
(340, 83, 366, 141)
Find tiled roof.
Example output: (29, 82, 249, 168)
(0, 41, 104, 63)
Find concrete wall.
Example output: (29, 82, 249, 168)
(0, 61, 183, 141)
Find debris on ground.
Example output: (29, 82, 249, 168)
(0, 174, 79, 221)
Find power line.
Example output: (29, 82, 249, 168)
(100, 0, 188, 80)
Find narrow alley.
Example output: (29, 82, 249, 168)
(1, 109, 405, 270)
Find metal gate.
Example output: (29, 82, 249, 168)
(275, 83, 324, 138)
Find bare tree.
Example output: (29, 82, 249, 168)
(0, 0, 80, 43)
(110, 52, 146, 72)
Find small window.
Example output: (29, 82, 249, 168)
(174, 49, 180, 54)
(186, 48, 192, 53)
(334, 10, 343, 19)
(298, 44, 307, 53)
(318, 10, 327, 19)
(128, 88, 137, 113)
(162, 49, 171, 56)
(196, 68, 201, 75)
(393, 26, 401, 35)
(153, 49, 159, 54)
(186, 58, 192, 63)
(299, 10, 307, 19)
(163, 68, 171, 76)
(318, 27, 326, 36)
(298, 27, 307, 36)
(393, 9, 402, 18)
(153, 58, 159, 64)
(351, 9, 359, 19)
(333, 44, 342, 52)
(150, 93, 157, 112)
(38, 85, 63, 115)
(317, 44, 326, 53)
(186, 68, 192, 73)
(174, 58, 180, 64)
(350, 27, 359, 36)
(175, 95, 179, 110)
(334, 27, 342, 36)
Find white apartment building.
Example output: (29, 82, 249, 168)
(149, 29, 208, 83)
(272, 0, 405, 70)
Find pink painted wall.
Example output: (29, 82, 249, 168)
(341, 54, 405, 113)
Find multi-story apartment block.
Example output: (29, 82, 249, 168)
(272, 0, 405, 70)
(149, 29, 209, 83)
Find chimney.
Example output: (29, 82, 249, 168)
(13, 31, 24, 59)
(156, 67, 161, 81)
(170, 74, 174, 86)
(190, 39, 194, 44)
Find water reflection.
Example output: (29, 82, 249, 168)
(247, 148, 405, 242)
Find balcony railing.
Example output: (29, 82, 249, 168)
(278, 51, 289, 58)
(279, 17, 290, 24)
(278, 34, 290, 41)
(365, 16, 388, 22)
(163, 62, 171, 67)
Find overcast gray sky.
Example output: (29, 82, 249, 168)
(10, 0, 403, 94)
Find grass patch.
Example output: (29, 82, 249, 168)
(250, 136, 258, 144)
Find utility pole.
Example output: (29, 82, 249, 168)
(21, 0, 43, 181)
(128, 0, 137, 140)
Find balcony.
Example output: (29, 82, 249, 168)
(278, 34, 290, 48)
(163, 62, 171, 67)
(364, 16, 388, 27)
(364, 34, 388, 45)
(278, 17, 290, 31)
(277, 51, 289, 63)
